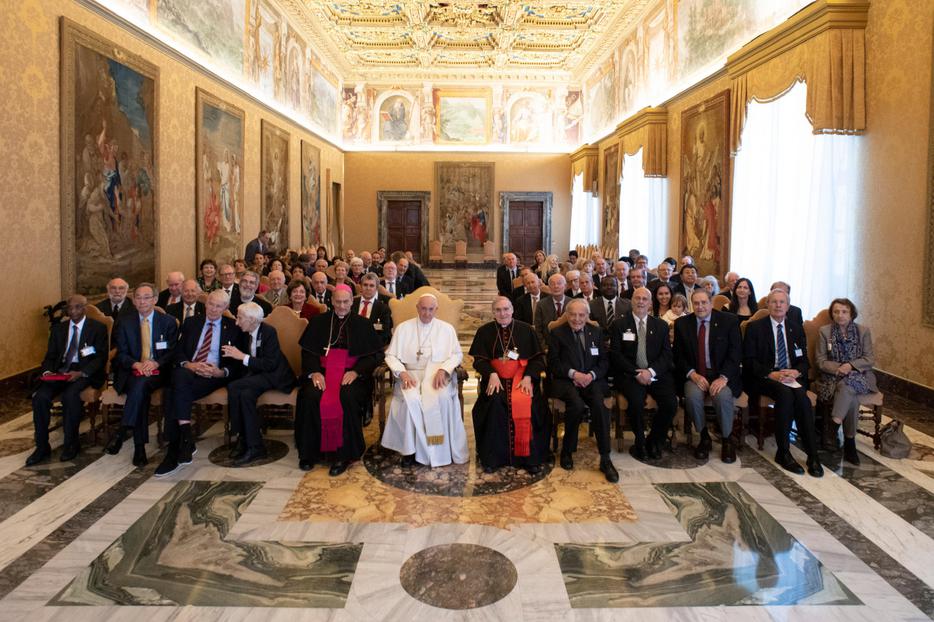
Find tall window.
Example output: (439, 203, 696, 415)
(730, 81, 860, 318)
(569, 171, 601, 247)
(619, 148, 668, 264)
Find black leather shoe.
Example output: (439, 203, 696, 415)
(329, 460, 350, 476)
(25, 446, 51, 467)
(104, 431, 124, 455)
(843, 438, 860, 465)
(807, 456, 825, 478)
(363, 409, 373, 427)
(559, 452, 573, 470)
(132, 445, 148, 468)
(694, 431, 711, 460)
(401, 454, 416, 468)
(59, 444, 79, 462)
(721, 438, 736, 464)
(599, 458, 619, 483)
(228, 439, 247, 460)
(776, 453, 805, 475)
(154, 453, 180, 478)
(234, 447, 268, 467)
(629, 444, 646, 460)
(299, 459, 314, 471)
(524, 464, 542, 475)
(647, 442, 662, 460)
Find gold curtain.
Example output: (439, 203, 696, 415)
(615, 107, 668, 177)
(569, 145, 599, 193)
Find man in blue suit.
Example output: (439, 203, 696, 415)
(106, 283, 178, 467)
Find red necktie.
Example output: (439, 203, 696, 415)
(697, 319, 707, 377)
(194, 321, 214, 363)
(360, 299, 370, 318)
(555, 300, 563, 316)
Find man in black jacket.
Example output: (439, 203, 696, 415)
(673, 289, 743, 463)
(547, 298, 618, 483)
(27, 295, 108, 465)
(95, 277, 135, 328)
(165, 279, 205, 324)
(156, 271, 185, 309)
(496, 252, 520, 296)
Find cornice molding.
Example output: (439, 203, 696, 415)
(614, 107, 667, 140)
(570, 144, 599, 162)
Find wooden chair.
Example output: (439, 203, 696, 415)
(712, 294, 730, 311)
(482, 240, 496, 267)
(454, 240, 468, 268)
(428, 240, 443, 267)
(377, 286, 468, 433)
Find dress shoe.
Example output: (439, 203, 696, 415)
(154, 452, 180, 478)
(228, 438, 247, 460)
(299, 459, 314, 471)
(647, 442, 662, 460)
(59, 444, 79, 462)
(559, 452, 573, 470)
(132, 445, 148, 468)
(776, 452, 805, 475)
(104, 431, 125, 455)
(694, 430, 712, 460)
(628, 444, 646, 460)
(329, 460, 351, 476)
(843, 438, 860, 465)
(401, 454, 416, 468)
(721, 437, 736, 464)
(234, 447, 268, 467)
(524, 464, 542, 475)
(363, 409, 373, 427)
(599, 458, 619, 483)
(807, 456, 825, 478)
(25, 445, 51, 467)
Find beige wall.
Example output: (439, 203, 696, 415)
(0, 1, 343, 378)
(343, 152, 571, 259)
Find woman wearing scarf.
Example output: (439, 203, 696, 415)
(815, 298, 877, 465)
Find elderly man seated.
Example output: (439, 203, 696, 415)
(381, 293, 466, 468)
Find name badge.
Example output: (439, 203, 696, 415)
(255, 339, 262, 349)
(828, 341, 833, 350)
(80, 345, 96, 356)
(374, 322, 383, 331)
(507, 349, 519, 360)
(623, 331, 636, 342)
(794, 348, 803, 357)
(590, 347, 600, 355)
(155, 341, 168, 350)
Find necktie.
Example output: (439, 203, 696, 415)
(388, 281, 395, 295)
(184, 305, 193, 320)
(606, 300, 615, 326)
(248, 333, 255, 357)
(576, 330, 587, 364)
(637, 319, 648, 368)
(697, 319, 708, 377)
(140, 318, 151, 362)
(194, 321, 214, 363)
(360, 299, 370, 318)
(112, 303, 120, 317)
(555, 300, 563, 317)
(776, 323, 788, 369)
(60, 324, 79, 372)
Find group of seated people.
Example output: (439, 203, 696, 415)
(27, 239, 875, 486)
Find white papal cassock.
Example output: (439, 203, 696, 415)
(380, 317, 467, 467)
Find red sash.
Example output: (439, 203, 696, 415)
(490, 358, 532, 457)
(318, 349, 358, 452)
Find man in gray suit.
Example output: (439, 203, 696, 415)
(589, 276, 632, 331)
(533, 273, 568, 349)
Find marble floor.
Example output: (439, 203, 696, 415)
(0, 268, 933, 620)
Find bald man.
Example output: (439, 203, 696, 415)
(95, 277, 135, 327)
(157, 271, 185, 309)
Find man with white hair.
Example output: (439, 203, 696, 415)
(533, 273, 568, 348)
(221, 302, 296, 466)
(96, 277, 135, 326)
(262, 269, 288, 307)
(381, 293, 467, 468)
(497, 252, 520, 296)
(231, 271, 272, 316)
(565, 270, 582, 298)
(157, 271, 185, 308)
(514, 271, 542, 325)
(380, 261, 410, 299)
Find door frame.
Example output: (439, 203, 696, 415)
(500, 191, 553, 258)
(377, 191, 430, 261)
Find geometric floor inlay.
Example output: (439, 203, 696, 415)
(50, 481, 362, 608)
(399, 543, 517, 609)
(556, 482, 861, 608)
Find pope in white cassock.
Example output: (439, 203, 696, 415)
(380, 293, 468, 467)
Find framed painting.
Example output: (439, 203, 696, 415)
(300, 140, 321, 247)
(60, 18, 159, 296)
(195, 88, 244, 265)
(602, 144, 620, 256)
(434, 89, 492, 145)
(379, 94, 413, 142)
(679, 89, 731, 279)
(435, 162, 494, 251)
(261, 120, 290, 250)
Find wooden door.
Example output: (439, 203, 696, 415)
(508, 201, 544, 266)
(386, 200, 423, 261)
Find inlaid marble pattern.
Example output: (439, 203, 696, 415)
(556, 481, 860, 608)
(399, 543, 517, 609)
(52, 480, 362, 608)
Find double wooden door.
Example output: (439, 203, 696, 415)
(508, 200, 544, 266)
(386, 200, 423, 262)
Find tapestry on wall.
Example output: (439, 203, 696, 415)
(261, 120, 290, 250)
(436, 162, 494, 251)
(60, 18, 159, 296)
(300, 140, 321, 247)
(679, 89, 731, 279)
(602, 144, 620, 256)
(195, 88, 244, 265)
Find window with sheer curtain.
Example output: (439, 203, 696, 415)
(730, 80, 860, 318)
(569, 172, 601, 247)
(618, 148, 668, 264)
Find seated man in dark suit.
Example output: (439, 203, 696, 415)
(353, 273, 393, 347)
(609, 287, 678, 460)
(155, 289, 243, 477)
(156, 271, 185, 309)
(673, 264, 700, 312)
(533, 273, 568, 349)
(380, 261, 410, 299)
(262, 270, 289, 307)
(496, 252, 520, 296)
(230, 271, 272, 316)
(579, 274, 597, 302)
(166, 279, 205, 324)
(217, 264, 239, 301)
(27, 295, 108, 465)
(510, 267, 531, 301)
(514, 272, 542, 326)
(95, 277, 135, 327)
(589, 276, 632, 332)
(221, 302, 295, 466)
(743, 289, 823, 477)
(649, 262, 675, 293)
(623, 267, 648, 299)
(547, 299, 617, 482)
(310, 271, 333, 308)
(673, 289, 743, 463)
(769, 281, 804, 326)
(565, 270, 582, 298)
(397, 257, 429, 290)
(106, 283, 178, 467)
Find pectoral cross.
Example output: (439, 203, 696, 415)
(416, 349, 422, 361)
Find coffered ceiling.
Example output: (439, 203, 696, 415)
(285, 0, 652, 82)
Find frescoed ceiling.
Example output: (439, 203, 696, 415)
(287, 0, 654, 81)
